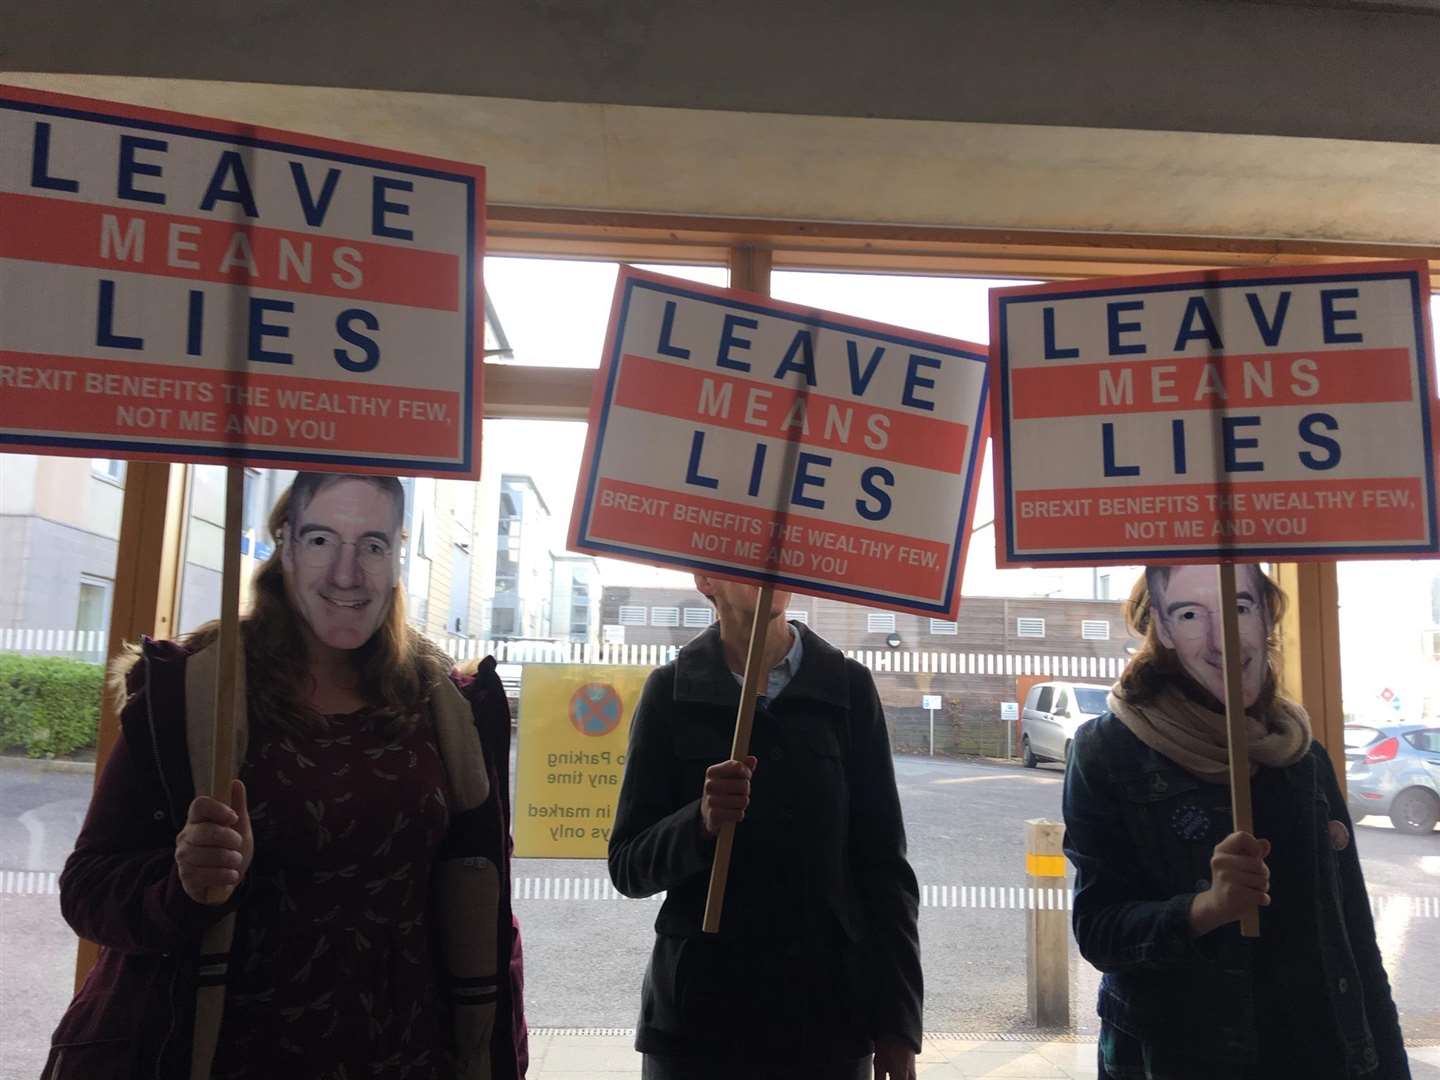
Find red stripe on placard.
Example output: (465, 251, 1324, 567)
(0, 351, 460, 457)
(1011, 478, 1426, 551)
(1010, 349, 1415, 419)
(587, 478, 951, 598)
(612, 353, 969, 472)
(0, 193, 459, 311)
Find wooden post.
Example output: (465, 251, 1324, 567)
(701, 583, 776, 933)
(1025, 819, 1069, 1027)
(1274, 562, 1345, 791)
(1217, 563, 1260, 939)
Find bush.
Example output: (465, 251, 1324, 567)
(0, 654, 104, 757)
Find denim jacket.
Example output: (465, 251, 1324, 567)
(1063, 712, 1408, 1079)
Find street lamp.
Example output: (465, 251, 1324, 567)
(886, 632, 902, 648)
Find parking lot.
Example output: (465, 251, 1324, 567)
(2, 752, 1438, 1078)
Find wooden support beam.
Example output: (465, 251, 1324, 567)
(483, 365, 596, 422)
(1274, 562, 1345, 789)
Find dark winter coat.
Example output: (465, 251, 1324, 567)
(1065, 712, 1408, 1079)
(608, 624, 922, 1064)
(41, 637, 528, 1080)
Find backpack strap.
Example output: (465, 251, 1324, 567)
(431, 675, 490, 812)
(431, 673, 498, 1079)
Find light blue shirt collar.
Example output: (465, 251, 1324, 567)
(730, 621, 804, 703)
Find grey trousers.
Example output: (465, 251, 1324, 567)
(640, 1054, 871, 1080)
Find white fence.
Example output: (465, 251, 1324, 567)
(0, 628, 1125, 684)
(0, 628, 107, 662)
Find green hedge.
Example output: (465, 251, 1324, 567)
(0, 654, 104, 758)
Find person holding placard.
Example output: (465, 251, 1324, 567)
(42, 473, 527, 1080)
(608, 574, 923, 1080)
(1063, 564, 1407, 1078)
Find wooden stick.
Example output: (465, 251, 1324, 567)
(701, 582, 775, 934)
(203, 464, 246, 902)
(1217, 562, 1260, 939)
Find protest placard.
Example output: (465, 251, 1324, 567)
(989, 260, 1437, 567)
(991, 259, 1438, 937)
(0, 84, 485, 478)
(0, 85, 487, 957)
(513, 665, 650, 859)
(569, 266, 990, 617)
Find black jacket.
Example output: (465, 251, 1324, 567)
(608, 623, 922, 1062)
(1064, 712, 1408, 1078)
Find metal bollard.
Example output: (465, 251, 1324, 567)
(1025, 819, 1070, 1028)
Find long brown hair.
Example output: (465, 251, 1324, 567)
(1115, 564, 1287, 709)
(186, 473, 451, 736)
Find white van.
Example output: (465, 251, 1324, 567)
(1021, 681, 1112, 767)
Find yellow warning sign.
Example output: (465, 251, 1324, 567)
(514, 664, 652, 858)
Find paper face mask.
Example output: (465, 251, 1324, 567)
(1150, 564, 1270, 708)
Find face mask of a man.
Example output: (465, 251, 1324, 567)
(1150, 564, 1270, 709)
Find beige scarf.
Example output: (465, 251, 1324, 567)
(1108, 685, 1313, 784)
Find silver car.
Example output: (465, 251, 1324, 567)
(1021, 681, 1111, 767)
(1344, 723, 1440, 835)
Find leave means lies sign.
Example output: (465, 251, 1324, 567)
(569, 267, 990, 617)
(990, 261, 1438, 566)
(0, 85, 485, 478)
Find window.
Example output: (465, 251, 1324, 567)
(90, 458, 125, 484)
(1403, 729, 1440, 753)
(449, 544, 473, 636)
(1097, 573, 1111, 600)
(1016, 617, 1046, 639)
(929, 619, 958, 635)
(491, 607, 516, 636)
(75, 575, 112, 633)
(1343, 725, 1384, 749)
(1053, 690, 1070, 715)
(650, 607, 680, 627)
(239, 468, 278, 560)
(786, 609, 809, 624)
(683, 607, 712, 628)
(36, 241, 1427, 1064)
(1033, 687, 1054, 712)
(1081, 620, 1110, 641)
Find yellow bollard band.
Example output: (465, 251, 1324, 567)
(1026, 853, 1067, 878)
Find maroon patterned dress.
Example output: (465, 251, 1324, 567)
(210, 710, 453, 1080)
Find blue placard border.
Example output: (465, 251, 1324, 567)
(0, 95, 479, 476)
(574, 276, 990, 615)
(994, 269, 1438, 563)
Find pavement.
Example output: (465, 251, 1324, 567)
(522, 1031, 1440, 1078)
(525, 1031, 1099, 1078)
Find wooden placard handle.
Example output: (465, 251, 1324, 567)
(203, 464, 246, 903)
(1217, 562, 1260, 939)
(701, 583, 775, 934)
